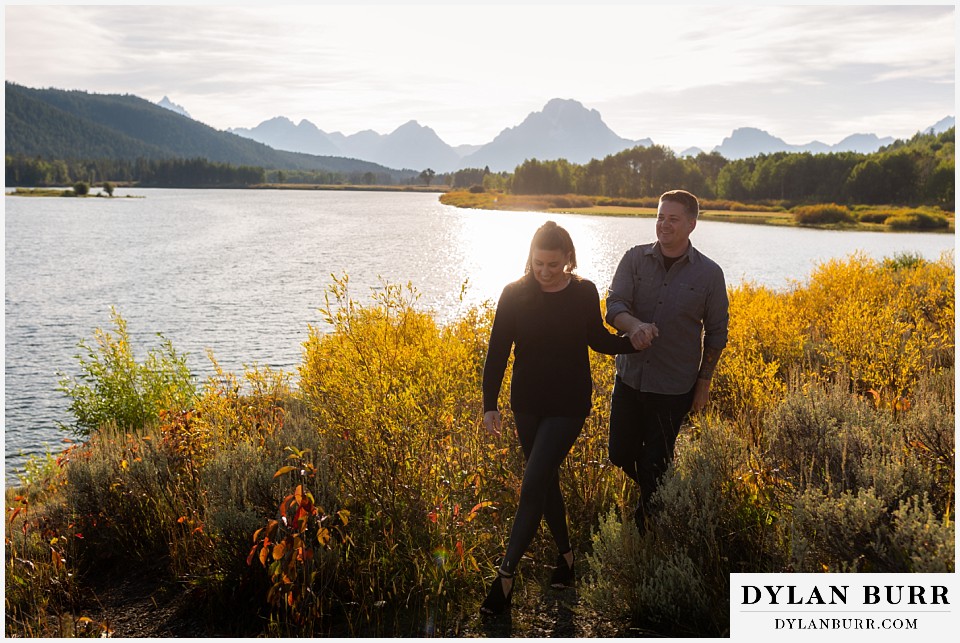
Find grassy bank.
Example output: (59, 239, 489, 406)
(254, 183, 448, 192)
(5, 254, 954, 637)
(7, 187, 139, 198)
(439, 190, 955, 232)
(7, 184, 445, 196)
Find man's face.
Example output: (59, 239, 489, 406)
(655, 199, 696, 256)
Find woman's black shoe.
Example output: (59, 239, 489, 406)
(480, 569, 514, 615)
(550, 552, 574, 588)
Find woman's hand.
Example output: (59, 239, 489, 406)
(628, 322, 658, 350)
(483, 410, 502, 437)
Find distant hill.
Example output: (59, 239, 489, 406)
(460, 99, 651, 172)
(927, 116, 956, 134)
(711, 127, 899, 160)
(373, 121, 463, 172)
(229, 118, 460, 171)
(453, 143, 483, 158)
(4, 83, 414, 180)
(6, 83, 170, 160)
(229, 116, 342, 157)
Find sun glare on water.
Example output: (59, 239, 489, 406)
(451, 209, 649, 307)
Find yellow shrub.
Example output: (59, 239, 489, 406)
(713, 253, 954, 429)
(712, 283, 804, 436)
(298, 275, 509, 599)
(797, 253, 954, 399)
(194, 353, 291, 449)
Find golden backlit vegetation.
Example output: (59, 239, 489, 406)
(439, 190, 954, 231)
(6, 253, 954, 636)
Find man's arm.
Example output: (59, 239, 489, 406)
(606, 249, 657, 350)
(612, 312, 658, 350)
(692, 267, 729, 413)
(691, 346, 723, 413)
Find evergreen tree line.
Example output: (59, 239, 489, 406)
(5, 155, 426, 189)
(503, 128, 954, 208)
(6, 155, 265, 188)
(266, 168, 423, 186)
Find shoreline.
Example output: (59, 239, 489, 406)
(8, 185, 953, 234)
(6, 183, 447, 195)
(253, 183, 448, 193)
(438, 192, 955, 234)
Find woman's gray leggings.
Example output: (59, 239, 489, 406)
(499, 413, 585, 575)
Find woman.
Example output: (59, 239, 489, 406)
(479, 221, 637, 615)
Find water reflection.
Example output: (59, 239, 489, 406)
(451, 208, 660, 311)
(454, 210, 539, 305)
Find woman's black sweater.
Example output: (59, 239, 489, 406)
(482, 276, 636, 417)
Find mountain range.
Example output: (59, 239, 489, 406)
(5, 82, 416, 181)
(228, 99, 654, 173)
(6, 81, 953, 179)
(224, 99, 954, 172)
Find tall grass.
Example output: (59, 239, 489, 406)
(5, 253, 954, 637)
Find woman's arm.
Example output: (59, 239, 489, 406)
(583, 281, 638, 355)
(481, 286, 517, 414)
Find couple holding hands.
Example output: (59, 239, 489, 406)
(479, 189, 730, 615)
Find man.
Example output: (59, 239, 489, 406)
(605, 189, 729, 531)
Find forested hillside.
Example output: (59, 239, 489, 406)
(6, 84, 169, 160)
(4, 83, 415, 181)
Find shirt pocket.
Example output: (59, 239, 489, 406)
(676, 282, 707, 317)
(632, 272, 660, 317)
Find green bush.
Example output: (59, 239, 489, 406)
(72, 181, 89, 196)
(57, 308, 196, 436)
(595, 196, 660, 208)
(583, 510, 710, 634)
(786, 489, 953, 573)
(5, 486, 97, 637)
(57, 364, 341, 634)
(582, 413, 783, 635)
(701, 198, 785, 213)
(791, 203, 854, 225)
(857, 210, 890, 224)
(886, 211, 950, 230)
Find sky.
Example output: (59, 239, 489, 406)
(3, 2, 956, 151)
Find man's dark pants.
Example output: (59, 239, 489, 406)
(608, 375, 694, 530)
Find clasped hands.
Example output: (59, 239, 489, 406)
(628, 322, 658, 350)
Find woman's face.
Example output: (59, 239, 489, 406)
(531, 247, 571, 291)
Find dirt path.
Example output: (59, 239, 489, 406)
(81, 573, 209, 637)
(77, 562, 652, 637)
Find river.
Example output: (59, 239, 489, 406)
(3, 188, 954, 478)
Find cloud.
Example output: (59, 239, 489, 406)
(599, 64, 954, 149)
(4, 4, 954, 147)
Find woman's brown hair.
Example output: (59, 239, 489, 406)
(524, 220, 577, 275)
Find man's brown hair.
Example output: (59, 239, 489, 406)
(660, 189, 700, 219)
